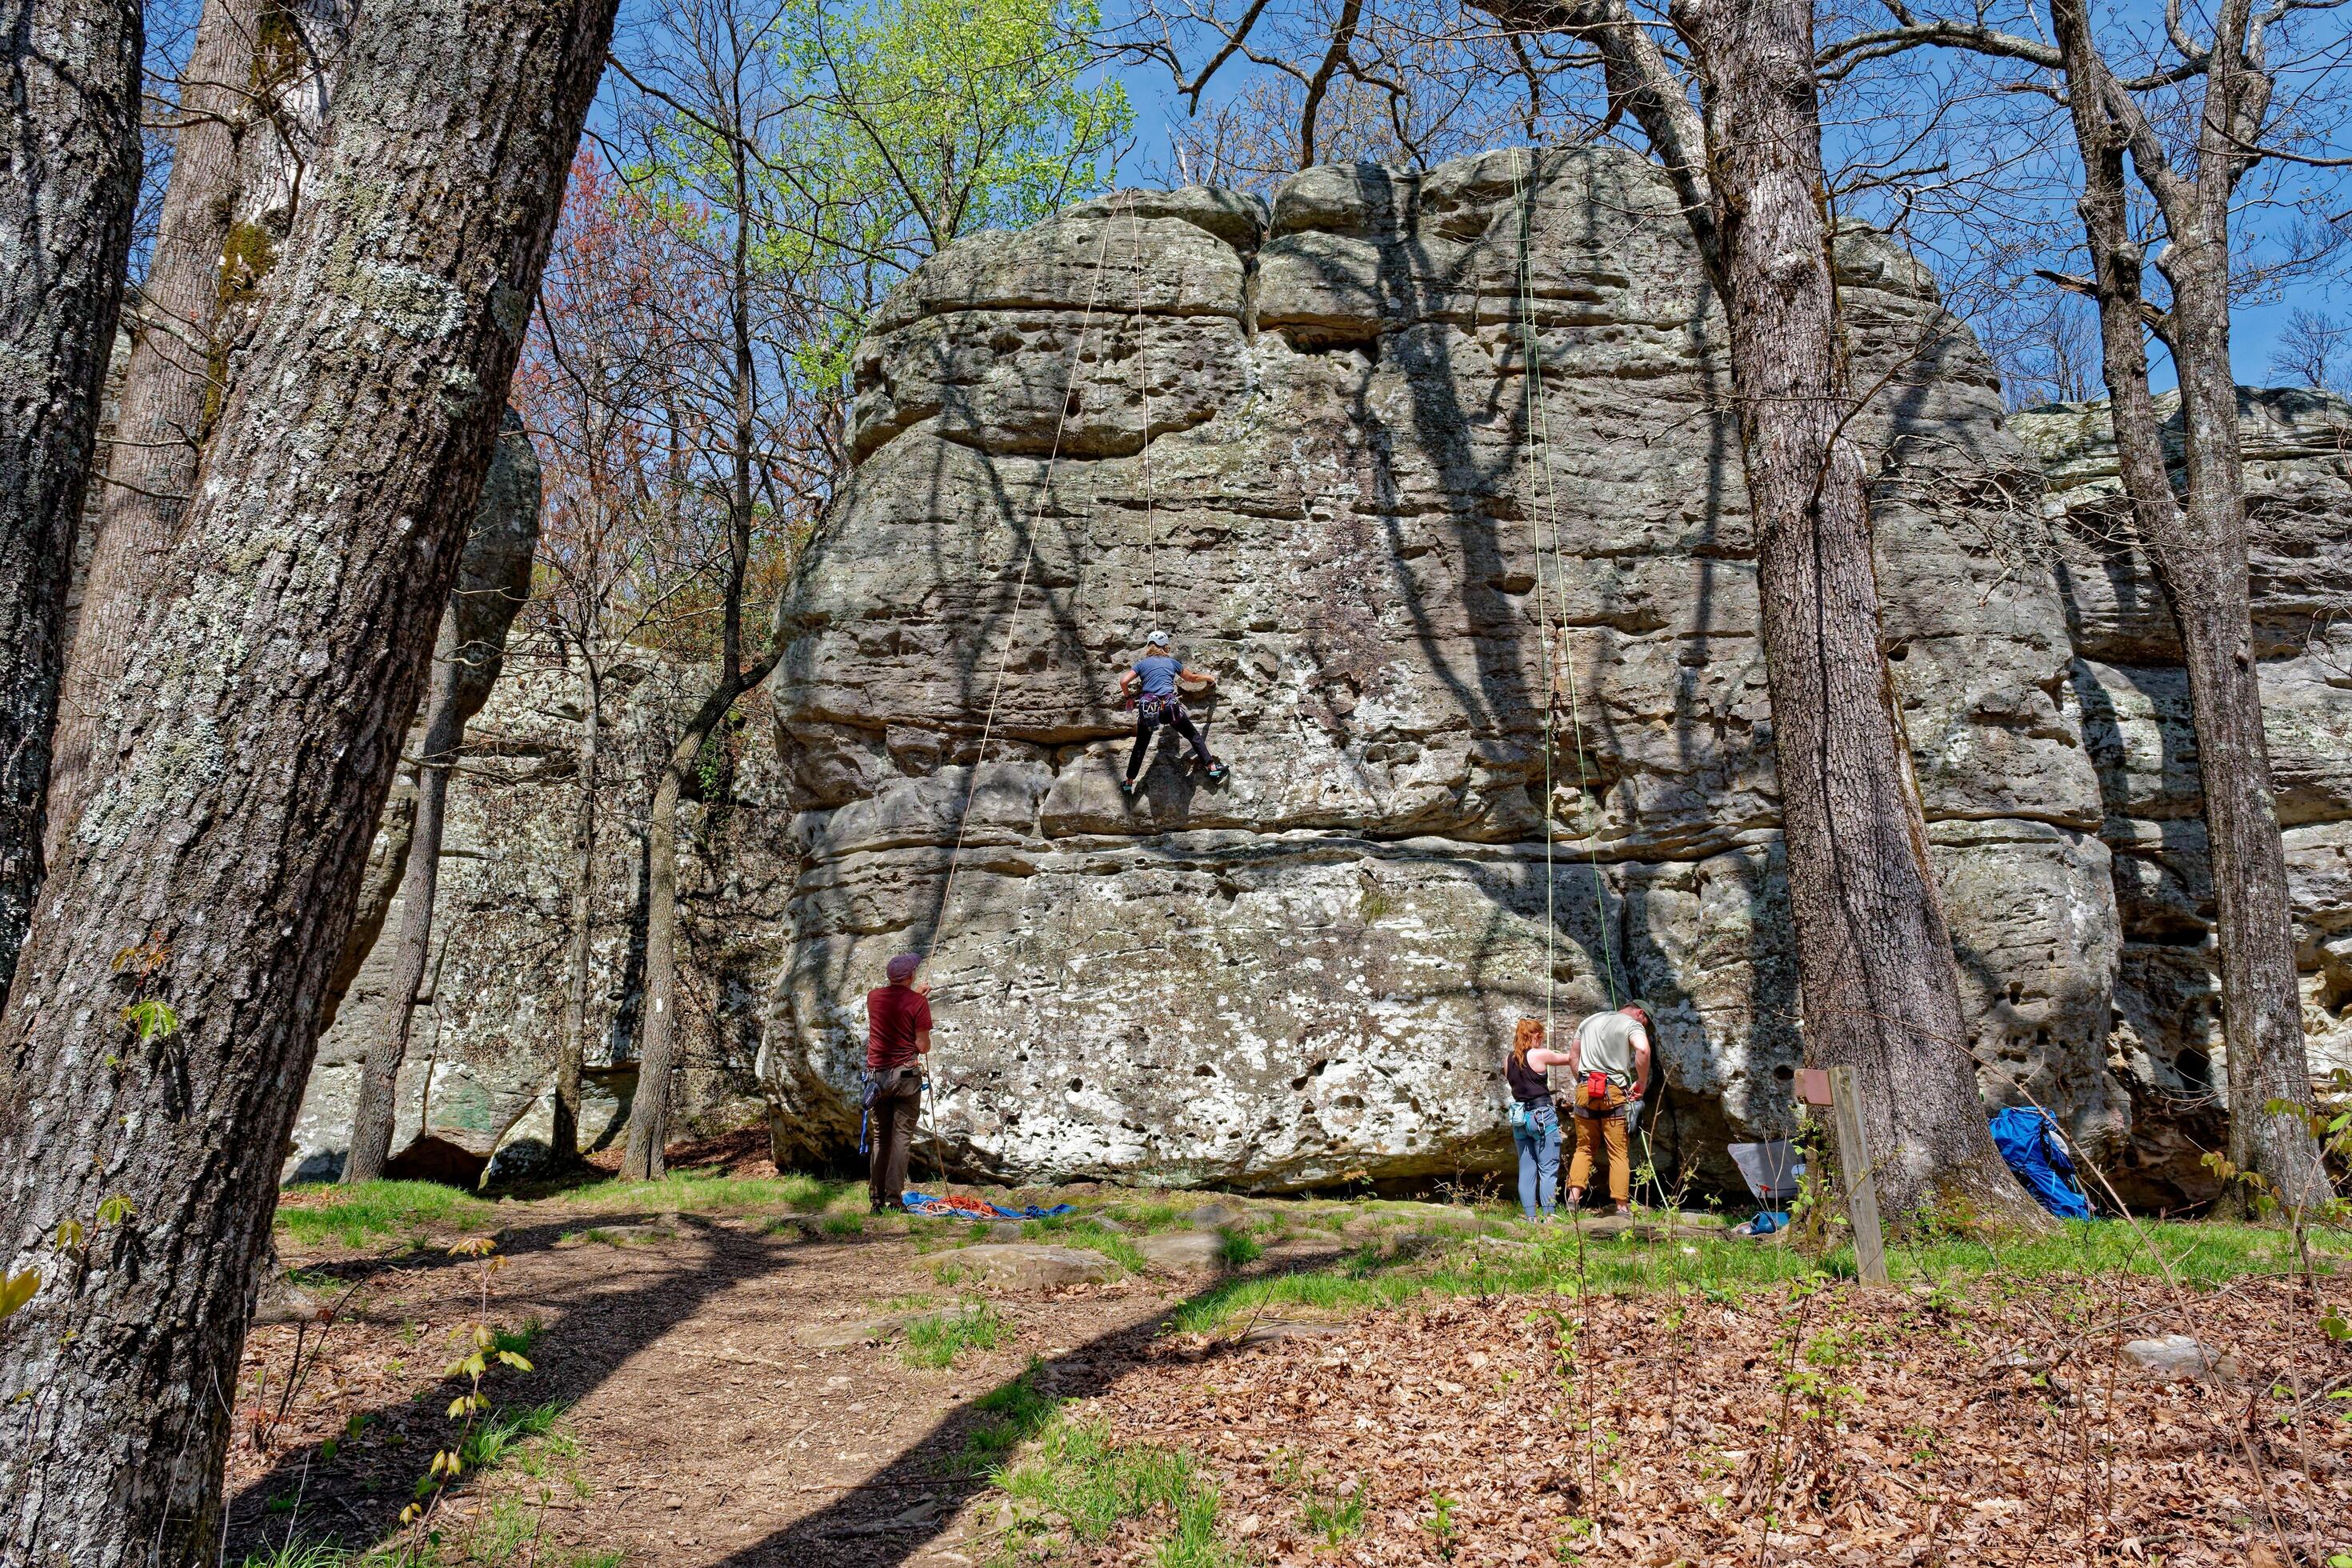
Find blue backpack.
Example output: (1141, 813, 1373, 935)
(1988, 1106, 2095, 1220)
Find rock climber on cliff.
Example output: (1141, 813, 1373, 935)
(1564, 1001, 1652, 1217)
(1118, 630, 1226, 795)
(864, 952, 932, 1214)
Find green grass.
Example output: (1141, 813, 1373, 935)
(1161, 1216, 2320, 1335)
(1045, 1218, 1147, 1274)
(274, 1181, 496, 1248)
(490, 1319, 542, 1358)
(822, 1213, 866, 1238)
(901, 1302, 1010, 1368)
(461, 1400, 566, 1470)
(552, 1170, 845, 1215)
(1218, 1234, 1264, 1267)
(241, 1540, 622, 1568)
(994, 1415, 1245, 1568)
(1302, 1476, 1370, 1545)
(960, 1358, 1062, 1470)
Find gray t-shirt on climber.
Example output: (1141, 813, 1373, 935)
(1575, 1010, 1647, 1087)
(1134, 654, 1180, 698)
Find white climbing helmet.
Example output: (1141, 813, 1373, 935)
(1147, 630, 1171, 648)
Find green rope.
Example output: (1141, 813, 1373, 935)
(1514, 150, 1623, 1017)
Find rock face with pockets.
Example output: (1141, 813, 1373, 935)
(277, 151, 2350, 1205)
(762, 146, 2200, 1200)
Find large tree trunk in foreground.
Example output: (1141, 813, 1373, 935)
(1674, 0, 2036, 1225)
(0, 0, 142, 996)
(342, 411, 541, 1183)
(45, 0, 315, 858)
(0, 1, 616, 1558)
(2047, 0, 2328, 1211)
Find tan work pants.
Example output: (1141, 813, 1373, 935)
(1566, 1082, 1630, 1206)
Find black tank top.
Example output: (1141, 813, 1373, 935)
(1506, 1051, 1550, 1104)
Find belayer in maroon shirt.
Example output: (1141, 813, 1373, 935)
(863, 952, 933, 1212)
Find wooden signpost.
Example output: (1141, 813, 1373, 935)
(1798, 1064, 1890, 1286)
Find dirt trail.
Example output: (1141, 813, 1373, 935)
(227, 1205, 1265, 1566)
(228, 1193, 2352, 1567)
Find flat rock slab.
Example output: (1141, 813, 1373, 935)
(794, 1313, 918, 1349)
(1187, 1201, 1249, 1231)
(1136, 1230, 1226, 1273)
(2119, 1334, 2241, 1385)
(937, 1243, 1122, 1290)
(556, 1223, 676, 1248)
(1237, 1319, 1347, 1348)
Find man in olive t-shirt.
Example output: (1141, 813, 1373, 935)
(866, 952, 933, 1213)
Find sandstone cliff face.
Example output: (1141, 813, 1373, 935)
(284, 654, 788, 1184)
(2013, 389, 2352, 1196)
(762, 146, 2169, 1197)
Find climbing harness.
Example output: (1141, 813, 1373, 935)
(1511, 148, 1624, 1027)
(1512, 152, 1672, 1210)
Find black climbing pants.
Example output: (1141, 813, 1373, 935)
(1127, 705, 1214, 778)
(867, 1071, 922, 1207)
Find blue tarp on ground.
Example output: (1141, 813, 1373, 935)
(1989, 1107, 2096, 1220)
(902, 1191, 1074, 1220)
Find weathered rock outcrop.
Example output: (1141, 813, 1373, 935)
(285, 653, 789, 1183)
(2014, 388, 2352, 1197)
(762, 146, 2183, 1198)
(281, 149, 2350, 1205)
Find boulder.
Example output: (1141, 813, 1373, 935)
(938, 1242, 1122, 1290)
(1134, 1230, 1226, 1273)
(2118, 1334, 2241, 1385)
(761, 152, 2349, 1200)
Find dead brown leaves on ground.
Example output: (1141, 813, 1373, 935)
(1086, 1274, 2351, 1567)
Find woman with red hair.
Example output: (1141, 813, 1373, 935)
(1504, 1017, 1575, 1222)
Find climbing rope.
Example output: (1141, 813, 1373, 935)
(1512, 150, 1624, 1024)
(1130, 199, 1160, 621)
(931, 194, 1133, 945)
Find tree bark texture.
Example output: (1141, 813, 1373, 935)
(340, 608, 462, 1185)
(1672, 0, 2035, 1224)
(621, 738, 693, 1182)
(553, 651, 602, 1165)
(46, 0, 349, 860)
(340, 410, 541, 1183)
(2046, 0, 2328, 1209)
(0, 0, 142, 998)
(0, 1, 616, 1559)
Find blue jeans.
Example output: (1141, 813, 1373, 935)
(1513, 1100, 1561, 1218)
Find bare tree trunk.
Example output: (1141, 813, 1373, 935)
(621, 735, 693, 1182)
(0, 0, 616, 1557)
(338, 410, 539, 1182)
(1673, 0, 2036, 1224)
(621, 114, 778, 1183)
(0, 0, 142, 995)
(2046, 0, 2328, 1210)
(342, 608, 463, 1184)
(49, 0, 263, 855)
(553, 647, 602, 1165)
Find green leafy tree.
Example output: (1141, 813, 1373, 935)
(606, 0, 1126, 1177)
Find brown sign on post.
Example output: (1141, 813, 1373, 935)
(1796, 1067, 1833, 1107)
